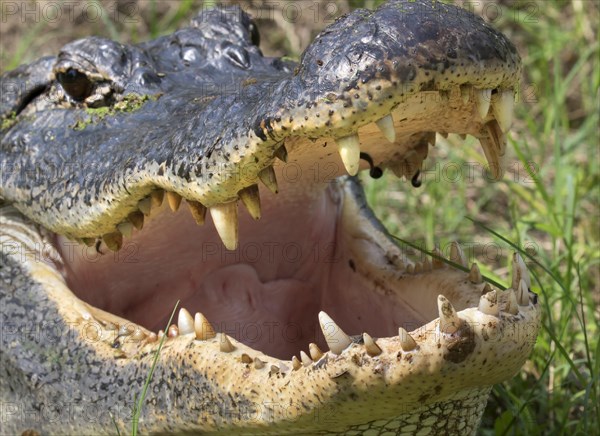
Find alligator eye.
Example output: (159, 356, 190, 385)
(249, 21, 260, 47)
(57, 69, 93, 101)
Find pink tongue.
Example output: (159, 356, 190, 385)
(156, 264, 321, 357)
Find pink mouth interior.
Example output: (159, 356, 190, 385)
(58, 176, 435, 358)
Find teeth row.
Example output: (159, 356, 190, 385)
(98, 88, 514, 251)
(152, 253, 531, 370)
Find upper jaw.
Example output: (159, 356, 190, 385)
(1, 0, 520, 246)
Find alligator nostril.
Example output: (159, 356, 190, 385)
(225, 45, 250, 69)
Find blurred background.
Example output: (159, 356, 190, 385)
(1, 1, 598, 434)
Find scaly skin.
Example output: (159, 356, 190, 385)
(0, 1, 540, 434)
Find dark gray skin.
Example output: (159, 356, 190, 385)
(0, 1, 539, 434)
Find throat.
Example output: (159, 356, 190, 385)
(58, 182, 343, 358)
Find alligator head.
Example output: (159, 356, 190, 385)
(1, 0, 540, 433)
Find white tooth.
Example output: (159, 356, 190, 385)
(254, 357, 266, 369)
(517, 279, 530, 306)
(291, 356, 301, 370)
(432, 247, 445, 269)
(274, 144, 288, 162)
(300, 351, 313, 367)
(362, 333, 382, 357)
(210, 202, 239, 250)
(475, 88, 492, 119)
(486, 120, 507, 156)
(117, 221, 133, 238)
(505, 288, 519, 315)
(167, 191, 182, 211)
(318, 311, 352, 355)
(167, 324, 179, 338)
(437, 295, 461, 334)
(150, 189, 164, 208)
(103, 232, 123, 252)
(219, 333, 235, 352)
(460, 85, 471, 104)
(177, 308, 195, 335)
(336, 134, 361, 176)
(376, 114, 396, 143)
(449, 241, 467, 267)
(239, 185, 261, 220)
(468, 263, 483, 284)
(398, 327, 417, 351)
(478, 289, 499, 316)
(512, 253, 531, 290)
(187, 200, 207, 225)
(479, 136, 503, 180)
(258, 166, 278, 194)
(194, 312, 216, 340)
(309, 343, 324, 361)
(138, 197, 152, 216)
(492, 90, 514, 132)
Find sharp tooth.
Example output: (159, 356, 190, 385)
(167, 324, 179, 338)
(460, 85, 471, 104)
(318, 311, 352, 355)
(517, 279, 530, 306)
(194, 312, 216, 340)
(210, 202, 239, 250)
(482, 282, 493, 295)
(157, 330, 165, 341)
(362, 333, 382, 357)
(103, 232, 123, 252)
(219, 333, 235, 352)
(492, 90, 514, 132)
(117, 221, 133, 238)
(187, 200, 207, 225)
(269, 365, 280, 375)
(398, 327, 417, 351)
(291, 356, 302, 370)
(146, 332, 158, 343)
(81, 238, 96, 247)
(138, 197, 152, 216)
(505, 288, 519, 315)
(300, 351, 313, 367)
(150, 189, 164, 208)
(425, 131, 436, 147)
(479, 136, 503, 180)
(478, 289, 499, 316)
(258, 166, 278, 194)
(177, 308, 195, 335)
(239, 185, 261, 220)
(449, 241, 467, 267)
(309, 343, 324, 361)
(437, 295, 461, 334)
(376, 114, 396, 143)
(336, 134, 361, 176)
(486, 119, 507, 156)
(241, 353, 252, 364)
(406, 264, 415, 274)
(422, 258, 431, 271)
(414, 262, 423, 273)
(432, 247, 445, 269)
(475, 88, 492, 119)
(274, 144, 288, 162)
(468, 263, 483, 283)
(128, 211, 144, 230)
(167, 191, 182, 211)
(254, 357, 266, 369)
(511, 253, 531, 290)
(439, 131, 449, 139)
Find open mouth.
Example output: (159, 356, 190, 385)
(54, 88, 536, 365)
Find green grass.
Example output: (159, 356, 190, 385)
(1, 0, 597, 434)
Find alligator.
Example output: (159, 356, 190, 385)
(0, 0, 540, 434)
